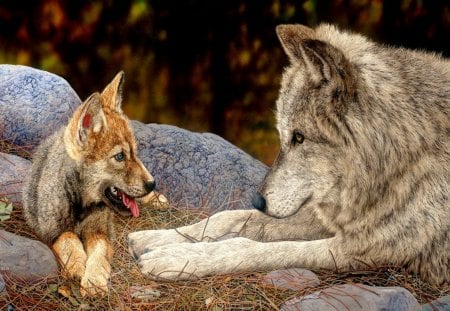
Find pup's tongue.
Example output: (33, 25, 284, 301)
(122, 193, 139, 218)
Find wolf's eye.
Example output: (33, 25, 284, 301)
(114, 151, 126, 162)
(292, 130, 305, 145)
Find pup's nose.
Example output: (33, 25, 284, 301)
(144, 180, 155, 193)
(252, 192, 266, 212)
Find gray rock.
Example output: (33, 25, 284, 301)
(0, 65, 81, 149)
(0, 65, 268, 211)
(263, 268, 320, 291)
(132, 121, 268, 211)
(281, 284, 421, 311)
(0, 153, 31, 204)
(422, 295, 450, 311)
(0, 273, 5, 294)
(0, 230, 58, 281)
(130, 285, 162, 302)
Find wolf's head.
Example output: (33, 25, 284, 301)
(253, 24, 359, 219)
(63, 72, 155, 218)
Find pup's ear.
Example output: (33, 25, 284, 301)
(75, 92, 106, 146)
(101, 71, 124, 113)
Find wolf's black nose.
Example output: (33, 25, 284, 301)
(144, 180, 155, 193)
(252, 192, 266, 212)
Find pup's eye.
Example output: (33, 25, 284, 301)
(292, 130, 305, 145)
(114, 151, 126, 162)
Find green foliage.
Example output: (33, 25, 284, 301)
(0, 197, 13, 222)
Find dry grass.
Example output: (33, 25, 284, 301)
(1, 138, 449, 310)
(0, 201, 294, 310)
(1, 199, 449, 311)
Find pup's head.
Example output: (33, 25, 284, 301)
(64, 71, 155, 217)
(253, 24, 358, 219)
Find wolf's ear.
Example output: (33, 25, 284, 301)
(277, 24, 326, 83)
(276, 24, 316, 63)
(76, 92, 106, 146)
(101, 71, 124, 113)
(277, 24, 343, 85)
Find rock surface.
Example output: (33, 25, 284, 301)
(132, 121, 268, 211)
(0, 230, 58, 281)
(263, 268, 320, 291)
(0, 273, 5, 294)
(0, 120, 268, 212)
(0, 65, 267, 211)
(0, 64, 81, 149)
(422, 295, 450, 311)
(130, 285, 162, 302)
(281, 284, 421, 311)
(0, 153, 31, 204)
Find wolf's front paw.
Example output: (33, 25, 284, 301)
(80, 254, 111, 297)
(137, 238, 255, 281)
(137, 243, 209, 280)
(128, 229, 189, 258)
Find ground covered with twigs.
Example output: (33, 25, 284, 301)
(1, 140, 449, 310)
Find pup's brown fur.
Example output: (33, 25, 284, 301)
(23, 72, 155, 296)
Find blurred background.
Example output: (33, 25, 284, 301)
(0, 0, 449, 164)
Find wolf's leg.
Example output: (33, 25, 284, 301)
(78, 210, 113, 297)
(129, 206, 331, 258)
(138, 237, 343, 280)
(129, 209, 269, 258)
(52, 231, 87, 280)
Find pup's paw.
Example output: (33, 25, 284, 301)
(137, 191, 169, 207)
(128, 229, 188, 258)
(52, 232, 87, 280)
(62, 254, 87, 280)
(80, 255, 111, 297)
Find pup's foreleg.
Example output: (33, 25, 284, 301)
(80, 233, 113, 297)
(52, 231, 87, 280)
(78, 210, 113, 297)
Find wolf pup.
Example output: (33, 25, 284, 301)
(129, 24, 449, 285)
(23, 72, 155, 296)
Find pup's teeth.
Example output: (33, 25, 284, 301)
(110, 186, 118, 196)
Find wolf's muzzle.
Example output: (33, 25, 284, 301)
(252, 192, 266, 213)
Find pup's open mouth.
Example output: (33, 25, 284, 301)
(104, 186, 139, 218)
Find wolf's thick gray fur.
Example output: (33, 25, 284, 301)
(129, 24, 449, 285)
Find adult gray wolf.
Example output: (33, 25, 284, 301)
(23, 72, 155, 296)
(129, 23, 450, 285)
